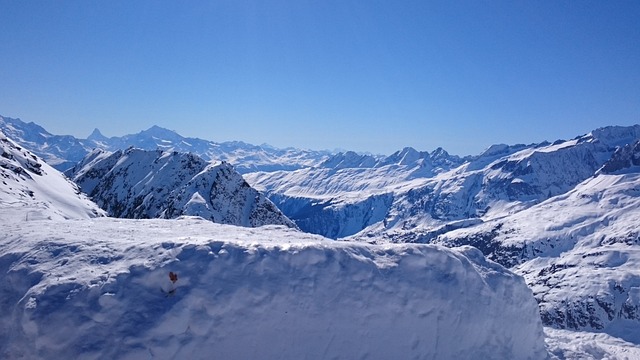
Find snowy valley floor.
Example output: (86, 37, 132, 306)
(0, 215, 638, 359)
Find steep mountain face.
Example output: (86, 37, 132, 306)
(0, 115, 330, 173)
(0, 130, 105, 220)
(67, 148, 295, 228)
(434, 151, 640, 338)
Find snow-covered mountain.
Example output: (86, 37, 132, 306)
(0, 130, 105, 220)
(246, 126, 640, 243)
(0, 115, 330, 173)
(434, 141, 640, 338)
(67, 147, 295, 228)
(0, 216, 548, 359)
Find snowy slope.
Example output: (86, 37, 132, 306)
(68, 148, 295, 228)
(0, 130, 105, 220)
(435, 143, 640, 337)
(0, 217, 548, 360)
(0, 115, 330, 173)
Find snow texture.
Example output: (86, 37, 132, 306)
(0, 217, 547, 360)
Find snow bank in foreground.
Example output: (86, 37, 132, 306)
(1, 218, 547, 360)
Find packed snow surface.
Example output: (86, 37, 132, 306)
(1, 217, 547, 360)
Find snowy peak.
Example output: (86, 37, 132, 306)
(139, 125, 182, 142)
(69, 148, 295, 228)
(87, 128, 108, 142)
(379, 146, 425, 166)
(587, 125, 640, 149)
(0, 130, 105, 220)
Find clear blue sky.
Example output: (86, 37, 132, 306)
(1, 1, 639, 156)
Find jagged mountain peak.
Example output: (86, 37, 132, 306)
(87, 128, 108, 142)
(69, 148, 296, 228)
(430, 147, 449, 158)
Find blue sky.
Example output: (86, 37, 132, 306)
(1, 1, 639, 156)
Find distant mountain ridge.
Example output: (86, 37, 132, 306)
(0, 115, 332, 173)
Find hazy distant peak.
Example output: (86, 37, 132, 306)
(140, 125, 181, 139)
(87, 128, 108, 142)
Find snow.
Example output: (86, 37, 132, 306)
(435, 171, 640, 339)
(545, 327, 640, 360)
(0, 130, 105, 220)
(0, 217, 547, 359)
(68, 148, 295, 228)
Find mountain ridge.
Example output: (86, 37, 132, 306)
(67, 147, 296, 228)
(0, 115, 332, 173)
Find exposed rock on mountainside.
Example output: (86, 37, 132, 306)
(67, 148, 295, 228)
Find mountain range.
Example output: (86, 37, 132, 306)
(0, 115, 330, 173)
(3, 112, 640, 339)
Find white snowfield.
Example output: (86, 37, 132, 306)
(0, 130, 105, 220)
(0, 217, 547, 360)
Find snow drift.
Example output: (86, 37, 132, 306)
(0, 217, 547, 360)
